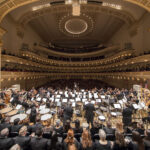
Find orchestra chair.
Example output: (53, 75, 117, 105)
(43, 132, 52, 139)
(93, 134, 100, 141)
(106, 134, 115, 141)
(63, 133, 67, 140)
(74, 133, 81, 142)
(9, 132, 18, 137)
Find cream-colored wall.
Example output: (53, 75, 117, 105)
(1, 15, 43, 55)
(107, 13, 150, 55)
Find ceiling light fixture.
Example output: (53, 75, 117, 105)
(65, 0, 87, 16)
(102, 2, 122, 10)
(32, 3, 51, 11)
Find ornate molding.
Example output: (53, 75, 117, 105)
(0, 0, 149, 25)
(34, 45, 120, 58)
(1, 71, 150, 81)
(16, 23, 25, 39)
(19, 49, 134, 66)
(0, 26, 6, 47)
(17, 4, 135, 27)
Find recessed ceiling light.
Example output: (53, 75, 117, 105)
(102, 2, 122, 10)
(32, 3, 50, 11)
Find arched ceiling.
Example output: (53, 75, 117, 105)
(0, 0, 148, 51)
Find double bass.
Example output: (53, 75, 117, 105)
(4, 90, 12, 104)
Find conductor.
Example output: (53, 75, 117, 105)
(84, 99, 95, 128)
(122, 103, 133, 128)
(63, 103, 73, 124)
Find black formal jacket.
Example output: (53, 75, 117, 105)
(11, 124, 23, 133)
(0, 137, 14, 150)
(103, 127, 115, 135)
(122, 107, 133, 125)
(30, 137, 51, 150)
(15, 135, 31, 150)
(30, 122, 43, 133)
(0, 122, 11, 131)
(84, 103, 95, 120)
(113, 142, 128, 150)
(63, 106, 73, 120)
(144, 137, 150, 150)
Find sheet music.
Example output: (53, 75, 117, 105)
(62, 99, 67, 103)
(59, 91, 63, 94)
(39, 105, 46, 110)
(55, 99, 60, 102)
(56, 95, 61, 98)
(65, 94, 68, 98)
(72, 94, 75, 97)
(111, 112, 117, 116)
(114, 104, 121, 109)
(94, 93, 98, 98)
(82, 99, 87, 102)
(16, 104, 22, 110)
(99, 115, 105, 120)
(76, 98, 81, 102)
(101, 95, 105, 99)
(85, 101, 89, 105)
(96, 99, 101, 103)
(132, 104, 139, 109)
(42, 98, 47, 102)
(57, 102, 61, 107)
(50, 98, 54, 102)
(72, 102, 76, 107)
(91, 101, 95, 104)
(119, 100, 123, 105)
(69, 99, 75, 102)
(36, 97, 41, 101)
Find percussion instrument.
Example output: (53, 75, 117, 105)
(0, 107, 13, 114)
(16, 104, 22, 110)
(10, 114, 27, 123)
(39, 108, 50, 114)
(41, 114, 52, 121)
(6, 110, 18, 117)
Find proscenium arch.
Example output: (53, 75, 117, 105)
(0, 0, 150, 40)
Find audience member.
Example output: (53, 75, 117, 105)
(131, 131, 145, 150)
(94, 129, 112, 150)
(15, 126, 30, 150)
(0, 128, 14, 150)
(63, 129, 80, 150)
(80, 129, 93, 150)
(11, 118, 22, 133)
(113, 131, 127, 150)
(104, 121, 115, 135)
(30, 128, 51, 150)
(144, 129, 150, 150)
(73, 119, 83, 134)
(9, 144, 21, 150)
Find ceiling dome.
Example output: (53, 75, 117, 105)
(65, 18, 88, 35)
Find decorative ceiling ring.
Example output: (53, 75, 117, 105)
(59, 13, 94, 37)
(18, 5, 135, 27)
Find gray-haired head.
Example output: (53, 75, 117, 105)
(99, 129, 106, 141)
(1, 128, 9, 137)
(9, 144, 21, 150)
